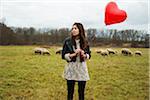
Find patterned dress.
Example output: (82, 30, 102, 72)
(63, 39, 90, 81)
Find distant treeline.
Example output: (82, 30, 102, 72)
(0, 23, 149, 48)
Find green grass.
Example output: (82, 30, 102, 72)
(0, 46, 149, 100)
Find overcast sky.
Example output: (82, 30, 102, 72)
(0, 0, 149, 31)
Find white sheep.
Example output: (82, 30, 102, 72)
(56, 49, 62, 54)
(100, 50, 109, 56)
(135, 51, 142, 56)
(95, 49, 101, 54)
(34, 47, 50, 55)
(107, 48, 117, 55)
(121, 48, 133, 56)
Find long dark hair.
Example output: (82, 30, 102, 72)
(71, 22, 88, 49)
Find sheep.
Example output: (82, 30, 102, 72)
(96, 51, 101, 54)
(56, 49, 62, 54)
(100, 50, 109, 56)
(96, 50, 101, 54)
(95, 49, 103, 54)
(34, 47, 42, 54)
(34, 47, 50, 55)
(107, 48, 117, 55)
(42, 48, 50, 55)
(121, 48, 133, 56)
(135, 51, 142, 56)
(95, 49, 108, 56)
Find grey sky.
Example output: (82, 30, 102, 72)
(0, 0, 149, 31)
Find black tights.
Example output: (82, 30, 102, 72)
(67, 80, 86, 100)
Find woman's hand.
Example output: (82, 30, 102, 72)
(69, 49, 87, 59)
(69, 53, 77, 58)
(80, 50, 87, 59)
(69, 49, 80, 58)
(69, 49, 81, 58)
(75, 49, 81, 54)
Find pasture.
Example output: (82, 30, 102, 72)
(0, 46, 149, 100)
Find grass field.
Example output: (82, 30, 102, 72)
(0, 46, 149, 100)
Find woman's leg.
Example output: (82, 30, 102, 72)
(67, 80, 75, 100)
(78, 81, 86, 100)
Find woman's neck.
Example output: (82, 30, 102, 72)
(74, 36, 80, 40)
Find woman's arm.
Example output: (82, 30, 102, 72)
(62, 40, 68, 60)
(62, 39, 80, 61)
(81, 46, 91, 60)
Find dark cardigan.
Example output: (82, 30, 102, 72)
(62, 37, 91, 62)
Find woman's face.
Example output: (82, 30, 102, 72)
(71, 25, 79, 37)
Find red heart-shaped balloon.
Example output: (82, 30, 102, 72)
(105, 2, 127, 25)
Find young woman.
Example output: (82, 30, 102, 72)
(62, 22, 91, 100)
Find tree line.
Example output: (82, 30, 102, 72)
(0, 23, 149, 48)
